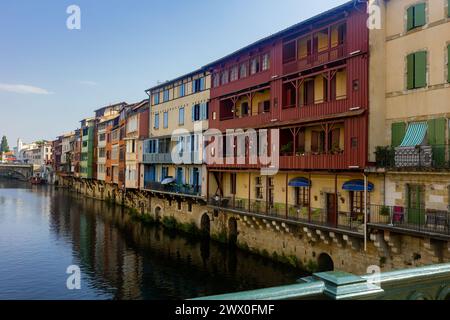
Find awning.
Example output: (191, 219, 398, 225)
(400, 122, 428, 147)
(342, 180, 374, 192)
(288, 177, 311, 188)
(161, 177, 175, 185)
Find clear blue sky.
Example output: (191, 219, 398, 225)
(0, 0, 348, 147)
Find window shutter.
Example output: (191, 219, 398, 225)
(311, 131, 319, 152)
(428, 118, 446, 165)
(391, 122, 406, 147)
(407, 6, 414, 31)
(200, 103, 206, 120)
(448, 0, 450, 17)
(414, 3, 426, 27)
(448, 44, 450, 83)
(407, 53, 415, 90)
(414, 51, 427, 88)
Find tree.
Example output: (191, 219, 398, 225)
(1, 136, 10, 152)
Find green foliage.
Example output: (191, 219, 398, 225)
(0, 136, 9, 153)
(212, 231, 228, 244)
(178, 221, 201, 236)
(380, 206, 390, 217)
(305, 260, 319, 273)
(162, 216, 178, 229)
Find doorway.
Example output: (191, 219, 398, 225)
(326, 193, 337, 227)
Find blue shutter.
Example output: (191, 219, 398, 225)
(200, 103, 206, 120)
(200, 78, 205, 91)
(192, 105, 195, 122)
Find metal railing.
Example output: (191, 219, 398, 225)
(144, 181, 201, 197)
(375, 145, 450, 170)
(369, 204, 450, 236)
(208, 197, 363, 233)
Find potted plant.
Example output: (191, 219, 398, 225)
(379, 205, 391, 224)
(280, 142, 293, 155)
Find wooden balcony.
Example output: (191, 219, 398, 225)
(207, 151, 349, 170)
(283, 44, 346, 76)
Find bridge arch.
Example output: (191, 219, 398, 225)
(317, 253, 334, 272)
(154, 206, 162, 221)
(200, 213, 210, 237)
(228, 217, 238, 245)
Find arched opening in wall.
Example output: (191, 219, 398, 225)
(200, 213, 210, 238)
(154, 206, 162, 221)
(228, 218, 238, 246)
(317, 253, 334, 272)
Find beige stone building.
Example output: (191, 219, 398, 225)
(370, 0, 450, 222)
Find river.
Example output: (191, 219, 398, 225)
(0, 179, 305, 300)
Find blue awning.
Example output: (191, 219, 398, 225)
(289, 177, 311, 188)
(342, 180, 374, 192)
(400, 122, 428, 147)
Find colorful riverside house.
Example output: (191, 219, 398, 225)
(143, 69, 210, 199)
(79, 117, 96, 179)
(204, 0, 384, 235)
(369, 0, 450, 234)
(124, 99, 149, 189)
(94, 103, 126, 183)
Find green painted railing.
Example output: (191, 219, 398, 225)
(192, 263, 450, 300)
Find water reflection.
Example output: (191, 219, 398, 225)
(0, 179, 304, 300)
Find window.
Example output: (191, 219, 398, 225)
(350, 191, 370, 216)
(213, 74, 220, 87)
(255, 177, 264, 199)
(262, 53, 270, 71)
(250, 57, 260, 75)
(230, 66, 238, 81)
(153, 93, 160, 105)
(163, 112, 168, 128)
(179, 84, 185, 97)
(221, 71, 229, 85)
(407, 51, 427, 89)
(311, 130, 325, 153)
(179, 107, 185, 125)
(161, 167, 168, 180)
(98, 148, 106, 158)
(230, 173, 237, 195)
(163, 90, 170, 102)
(154, 113, 159, 129)
(99, 133, 106, 141)
(407, 3, 426, 31)
(240, 63, 247, 78)
(192, 104, 200, 122)
(295, 187, 309, 207)
(192, 78, 205, 93)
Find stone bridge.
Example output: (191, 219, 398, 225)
(0, 164, 33, 181)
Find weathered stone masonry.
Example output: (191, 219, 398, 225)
(61, 176, 450, 275)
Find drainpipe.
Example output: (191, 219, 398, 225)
(363, 172, 368, 252)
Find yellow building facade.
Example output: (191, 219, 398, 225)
(142, 70, 210, 198)
(370, 0, 450, 215)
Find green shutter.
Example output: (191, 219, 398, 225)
(448, 0, 450, 18)
(407, 6, 414, 31)
(392, 122, 406, 147)
(414, 51, 427, 88)
(428, 118, 446, 166)
(407, 53, 415, 89)
(448, 44, 450, 83)
(414, 3, 426, 27)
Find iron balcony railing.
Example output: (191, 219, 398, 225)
(375, 145, 450, 170)
(208, 197, 364, 233)
(144, 181, 202, 197)
(142, 153, 172, 164)
(208, 198, 450, 237)
(369, 204, 450, 236)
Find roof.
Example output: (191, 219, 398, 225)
(203, 0, 356, 69)
(94, 102, 127, 114)
(145, 68, 206, 93)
